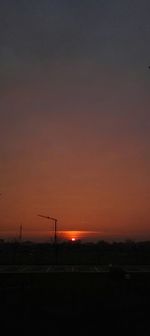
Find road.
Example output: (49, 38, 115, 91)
(0, 264, 150, 273)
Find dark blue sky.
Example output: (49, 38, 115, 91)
(1, 0, 150, 73)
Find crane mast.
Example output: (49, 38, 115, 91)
(38, 214, 57, 245)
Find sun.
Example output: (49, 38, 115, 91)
(71, 238, 76, 242)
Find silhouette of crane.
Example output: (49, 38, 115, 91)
(38, 214, 57, 245)
(19, 224, 23, 242)
(38, 214, 58, 264)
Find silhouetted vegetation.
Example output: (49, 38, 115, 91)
(1, 240, 150, 265)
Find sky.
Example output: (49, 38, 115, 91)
(0, 0, 150, 242)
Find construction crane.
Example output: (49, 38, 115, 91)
(38, 214, 57, 245)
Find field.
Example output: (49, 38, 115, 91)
(1, 242, 150, 334)
(1, 270, 150, 334)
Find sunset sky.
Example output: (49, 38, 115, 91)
(0, 0, 150, 242)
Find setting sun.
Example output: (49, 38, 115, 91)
(71, 238, 76, 241)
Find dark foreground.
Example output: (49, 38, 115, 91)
(1, 270, 150, 335)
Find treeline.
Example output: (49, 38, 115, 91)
(0, 240, 150, 265)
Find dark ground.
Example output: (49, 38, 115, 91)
(1, 271, 150, 335)
(1, 242, 150, 335)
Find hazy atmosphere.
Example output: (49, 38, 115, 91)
(0, 0, 150, 242)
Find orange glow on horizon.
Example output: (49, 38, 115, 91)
(60, 230, 95, 241)
(1, 228, 150, 243)
(0, 229, 105, 242)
